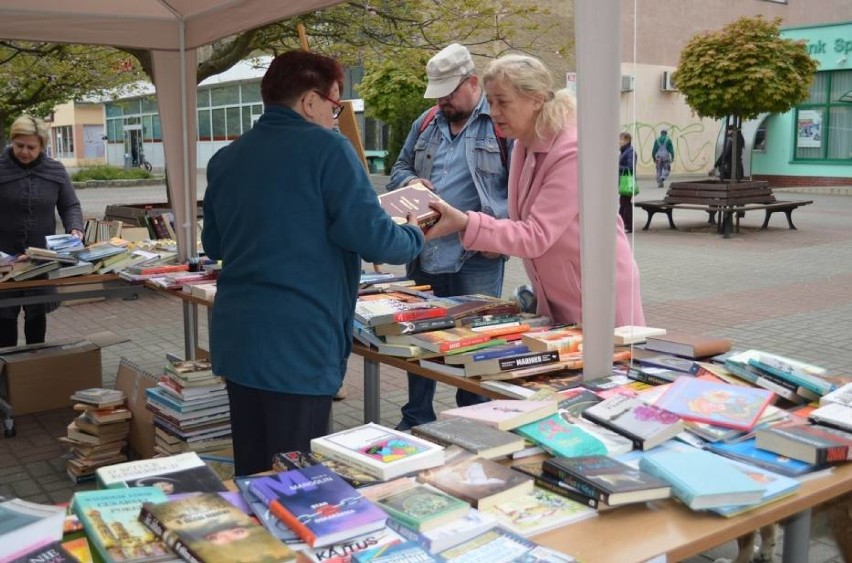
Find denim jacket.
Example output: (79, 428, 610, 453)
(388, 97, 509, 272)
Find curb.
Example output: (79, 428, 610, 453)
(72, 177, 165, 189)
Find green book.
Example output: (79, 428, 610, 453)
(376, 484, 470, 532)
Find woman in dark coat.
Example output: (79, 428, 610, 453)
(0, 115, 84, 347)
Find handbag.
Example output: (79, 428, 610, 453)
(619, 171, 638, 196)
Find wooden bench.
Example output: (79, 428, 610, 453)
(636, 199, 813, 237)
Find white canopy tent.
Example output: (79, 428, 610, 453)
(0, 0, 624, 378)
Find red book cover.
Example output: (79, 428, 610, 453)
(411, 327, 492, 353)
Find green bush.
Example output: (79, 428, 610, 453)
(71, 165, 152, 181)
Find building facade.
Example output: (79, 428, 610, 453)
(46, 101, 108, 167)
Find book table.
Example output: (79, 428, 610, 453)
(0, 274, 142, 308)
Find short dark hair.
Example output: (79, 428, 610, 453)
(261, 50, 344, 107)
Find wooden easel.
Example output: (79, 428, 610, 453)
(298, 24, 369, 172)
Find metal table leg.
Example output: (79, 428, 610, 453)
(363, 358, 380, 424)
(782, 509, 811, 563)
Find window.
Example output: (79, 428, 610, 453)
(53, 125, 74, 158)
(794, 70, 852, 162)
(198, 109, 212, 141)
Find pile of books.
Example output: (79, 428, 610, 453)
(147, 357, 232, 456)
(61, 388, 131, 483)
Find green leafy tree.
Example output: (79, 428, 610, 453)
(0, 42, 144, 146)
(673, 16, 817, 180)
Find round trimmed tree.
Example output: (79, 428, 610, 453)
(673, 16, 818, 181)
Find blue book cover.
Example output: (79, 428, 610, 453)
(353, 540, 441, 562)
(708, 458, 800, 518)
(706, 438, 825, 477)
(515, 411, 633, 458)
(249, 464, 387, 548)
(638, 449, 766, 510)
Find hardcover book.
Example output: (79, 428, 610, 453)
(272, 450, 382, 488)
(375, 483, 469, 532)
(638, 449, 766, 510)
(95, 451, 227, 493)
(310, 423, 445, 481)
(298, 528, 408, 563)
(437, 526, 577, 563)
(542, 455, 671, 506)
(247, 465, 388, 547)
(808, 403, 852, 433)
(139, 492, 296, 563)
(409, 327, 491, 354)
(633, 353, 698, 374)
(378, 182, 445, 230)
(746, 351, 835, 397)
(512, 461, 604, 509)
(437, 399, 557, 431)
(384, 508, 497, 554)
(521, 327, 583, 354)
(462, 350, 560, 378)
(478, 486, 596, 536)
(706, 437, 826, 477)
(416, 448, 534, 510)
(374, 317, 456, 337)
(581, 393, 684, 450)
(643, 331, 732, 359)
(653, 376, 774, 431)
(613, 325, 667, 346)
(73, 487, 174, 563)
(515, 409, 633, 458)
(232, 476, 302, 545)
(754, 423, 852, 465)
(410, 418, 526, 460)
(442, 341, 530, 366)
(355, 299, 447, 328)
(708, 457, 801, 518)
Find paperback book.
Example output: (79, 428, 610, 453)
(0, 497, 65, 562)
(515, 409, 633, 458)
(139, 492, 296, 563)
(298, 527, 408, 563)
(754, 423, 852, 465)
(478, 486, 596, 536)
(708, 457, 801, 518)
(248, 465, 388, 547)
(310, 423, 445, 481)
(232, 476, 302, 545)
(512, 461, 604, 509)
(95, 451, 227, 493)
(653, 377, 774, 431)
(581, 393, 684, 450)
(437, 399, 557, 431)
(375, 483, 469, 532)
(352, 540, 441, 563)
(384, 508, 497, 554)
(542, 455, 671, 506)
(437, 526, 577, 563)
(272, 450, 382, 488)
(706, 437, 826, 477)
(410, 418, 526, 460)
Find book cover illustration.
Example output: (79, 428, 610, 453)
(515, 408, 633, 458)
(233, 476, 303, 545)
(248, 465, 387, 547)
(706, 438, 825, 477)
(385, 508, 498, 554)
(72, 487, 173, 563)
(581, 393, 684, 450)
(139, 492, 295, 563)
(273, 450, 382, 488)
(437, 526, 577, 563)
(352, 540, 441, 563)
(415, 448, 533, 510)
(511, 461, 603, 510)
(654, 377, 774, 431)
(298, 527, 407, 563)
(376, 484, 469, 532)
(479, 486, 596, 537)
(96, 452, 227, 493)
(543, 455, 671, 506)
(5, 541, 77, 563)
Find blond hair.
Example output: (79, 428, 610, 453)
(10, 115, 49, 148)
(483, 54, 575, 141)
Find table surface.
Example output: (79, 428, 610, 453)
(0, 273, 121, 290)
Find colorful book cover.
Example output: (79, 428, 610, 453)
(706, 438, 825, 477)
(272, 450, 382, 488)
(437, 526, 577, 563)
(61, 537, 94, 563)
(542, 456, 670, 506)
(72, 487, 173, 563)
(479, 486, 596, 536)
(654, 376, 774, 431)
(385, 508, 497, 554)
(410, 327, 491, 354)
(515, 409, 633, 458)
(233, 476, 303, 545)
(310, 423, 445, 481)
(638, 449, 766, 510)
(376, 484, 469, 531)
(437, 400, 557, 431)
(410, 418, 526, 460)
(511, 461, 602, 509)
(95, 451, 227, 493)
(297, 527, 407, 563)
(352, 540, 441, 563)
(6, 541, 77, 563)
(581, 393, 684, 450)
(139, 492, 295, 563)
(415, 448, 533, 510)
(248, 465, 388, 547)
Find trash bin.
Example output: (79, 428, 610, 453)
(124, 154, 133, 170)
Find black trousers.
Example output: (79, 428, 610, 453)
(619, 195, 634, 232)
(0, 311, 47, 348)
(225, 379, 333, 476)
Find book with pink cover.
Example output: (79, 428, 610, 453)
(438, 400, 558, 431)
(654, 377, 774, 431)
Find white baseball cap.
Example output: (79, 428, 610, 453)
(424, 43, 475, 99)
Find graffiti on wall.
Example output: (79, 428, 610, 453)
(623, 121, 715, 174)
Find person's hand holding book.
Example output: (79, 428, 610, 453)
(424, 200, 469, 240)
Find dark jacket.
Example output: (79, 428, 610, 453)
(202, 105, 424, 395)
(619, 143, 636, 176)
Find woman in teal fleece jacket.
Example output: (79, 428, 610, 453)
(202, 51, 424, 475)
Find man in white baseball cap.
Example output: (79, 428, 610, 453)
(387, 43, 510, 431)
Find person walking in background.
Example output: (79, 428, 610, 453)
(0, 115, 84, 348)
(652, 128, 674, 188)
(424, 54, 644, 328)
(202, 51, 424, 475)
(387, 43, 510, 431)
(618, 131, 637, 234)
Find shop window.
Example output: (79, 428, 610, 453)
(53, 125, 74, 159)
(105, 104, 123, 118)
(198, 109, 212, 141)
(754, 126, 767, 152)
(794, 70, 852, 162)
(141, 97, 158, 114)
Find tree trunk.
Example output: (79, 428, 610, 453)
(0, 110, 7, 148)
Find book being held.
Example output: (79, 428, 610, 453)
(378, 182, 445, 230)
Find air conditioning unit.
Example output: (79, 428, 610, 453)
(620, 75, 634, 92)
(661, 71, 678, 92)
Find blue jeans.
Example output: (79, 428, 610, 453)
(398, 253, 505, 430)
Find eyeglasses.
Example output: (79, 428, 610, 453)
(438, 75, 472, 101)
(313, 90, 345, 119)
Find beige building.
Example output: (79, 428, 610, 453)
(617, 0, 850, 176)
(47, 101, 106, 167)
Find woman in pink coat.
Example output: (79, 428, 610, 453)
(425, 54, 645, 327)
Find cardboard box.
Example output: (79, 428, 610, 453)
(0, 340, 101, 415)
(0, 331, 129, 416)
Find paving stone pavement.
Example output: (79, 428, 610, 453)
(1, 176, 850, 562)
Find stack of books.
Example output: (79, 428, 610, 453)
(146, 358, 232, 455)
(61, 388, 131, 483)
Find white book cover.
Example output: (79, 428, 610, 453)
(613, 325, 667, 345)
(809, 403, 852, 432)
(310, 423, 444, 481)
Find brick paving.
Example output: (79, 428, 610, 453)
(1, 175, 850, 562)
